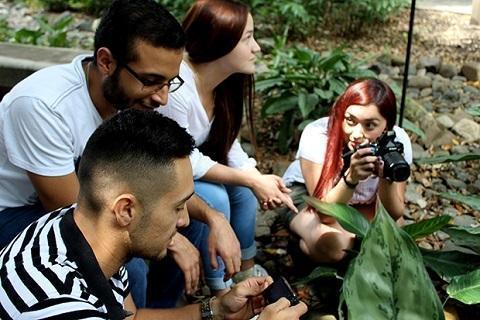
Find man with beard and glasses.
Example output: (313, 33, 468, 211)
(0, 0, 242, 310)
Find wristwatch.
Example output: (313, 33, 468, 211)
(200, 296, 216, 320)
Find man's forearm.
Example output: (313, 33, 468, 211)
(187, 194, 219, 224)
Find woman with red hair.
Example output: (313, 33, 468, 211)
(282, 78, 413, 263)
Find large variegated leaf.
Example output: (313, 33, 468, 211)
(447, 269, 480, 305)
(421, 249, 480, 282)
(341, 205, 444, 320)
(402, 215, 451, 239)
(415, 153, 480, 165)
(304, 196, 370, 238)
(442, 225, 480, 254)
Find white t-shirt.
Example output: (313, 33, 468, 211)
(158, 61, 256, 179)
(283, 117, 413, 204)
(0, 54, 101, 211)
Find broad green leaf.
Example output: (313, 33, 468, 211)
(402, 215, 451, 239)
(402, 118, 426, 141)
(447, 269, 480, 304)
(304, 197, 370, 238)
(297, 119, 313, 131)
(421, 249, 480, 282)
(341, 205, 444, 320)
(298, 93, 319, 119)
(294, 266, 339, 285)
(415, 153, 480, 165)
(313, 88, 333, 100)
(263, 95, 298, 116)
(442, 225, 480, 254)
(433, 191, 480, 211)
(255, 77, 282, 92)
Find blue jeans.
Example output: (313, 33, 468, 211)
(194, 180, 257, 291)
(0, 204, 148, 307)
(147, 218, 207, 308)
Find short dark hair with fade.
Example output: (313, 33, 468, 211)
(94, 0, 185, 64)
(78, 109, 195, 212)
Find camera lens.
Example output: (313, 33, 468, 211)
(383, 152, 410, 181)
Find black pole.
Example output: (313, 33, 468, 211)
(399, 0, 416, 128)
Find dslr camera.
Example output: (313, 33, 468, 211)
(344, 131, 410, 182)
(368, 131, 410, 182)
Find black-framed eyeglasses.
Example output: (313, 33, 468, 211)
(121, 63, 184, 93)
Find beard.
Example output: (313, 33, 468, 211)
(102, 68, 135, 111)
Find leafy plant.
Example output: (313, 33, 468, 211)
(156, 0, 194, 20)
(12, 14, 74, 48)
(256, 38, 375, 153)
(323, 0, 409, 37)
(303, 197, 480, 317)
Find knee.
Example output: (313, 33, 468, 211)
(301, 232, 352, 264)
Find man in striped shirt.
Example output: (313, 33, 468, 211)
(0, 110, 308, 319)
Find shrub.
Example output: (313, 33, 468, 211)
(256, 36, 375, 153)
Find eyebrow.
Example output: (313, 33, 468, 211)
(175, 191, 195, 207)
(345, 113, 381, 122)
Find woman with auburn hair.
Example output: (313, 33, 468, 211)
(158, 0, 296, 296)
(282, 78, 413, 263)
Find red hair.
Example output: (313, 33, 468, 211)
(312, 79, 397, 199)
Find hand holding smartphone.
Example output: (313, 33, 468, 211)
(263, 276, 300, 306)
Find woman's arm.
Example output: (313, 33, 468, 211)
(377, 180, 406, 220)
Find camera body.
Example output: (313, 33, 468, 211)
(263, 276, 300, 306)
(369, 131, 410, 182)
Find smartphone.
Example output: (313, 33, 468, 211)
(263, 276, 300, 306)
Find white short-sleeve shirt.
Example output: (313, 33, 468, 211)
(283, 117, 413, 204)
(0, 54, 101, 211)
(158, 61, 256, 179)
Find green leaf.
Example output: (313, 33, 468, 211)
(341, 205, 444, 320)
(421, 249, 480, 282)
(303, 196, 370, 238)
(414, 153, 480, 165)
(432, 191, 480, 211)
(465, 104, 480, 117)
(263, 95, 298, 116)
(13, 28, 43, 45)
(447, 269, 480, 304)
(294, 266, 339, 285)
(402, 118, 426, 141)
(442, 225, 480, 254)
(255, 77, 282, 92)
(402, 215, 451, 239)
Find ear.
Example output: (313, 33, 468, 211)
(95, 47, 117, 76)
(111, 194, 137, 228)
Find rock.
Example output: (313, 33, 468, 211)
(407, 88, 420, 99)
(443, 89, 460, 101)
(452, 75, 467, 82)
(411, 143, 429, 159)
(452, 118, 480, 142)
(420, 88, 432, 97)
(391, 54, 405, 66)
(416, 68, 427, 76)
(408, 75, 432, 89)
(452, 145, 471, 154)
(445, 178, 467, 190)
(418, 241, 433, 250)
(377, 54, 392, 66)
(439, 63, 459, 78)
(453, 215, 478, 227)
(417, 56, 442, 73)
(443, 207, 459, 218)
(241, 142, 255, 157)
(464, 86, 479, 95)
(271, 159, 291, 177)
(436, 114, 454, 129)
(451, 109, 473, 122)
(461, 61, 480, 81)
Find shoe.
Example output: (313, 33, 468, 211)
(233, 264, 269, 283)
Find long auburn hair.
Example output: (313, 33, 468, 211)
(312, 79, 397, 199)
(182, 0, 256, 165)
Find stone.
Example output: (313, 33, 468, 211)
(416, 68, 427, 76)
(417, 56, 442, 73)
(443, 207, 459, 218)
(461, 61, 480, 81)
(391, 54, 405, 66)
(443, 89, 460, 101)
(451, 109, 473, 122)
(452, 118, 480, 142)
(436, 114, 454, 129)
(445, 178, 467, 190)
(420, 88, 432, 97)
(464, 86, 479, 95)
(439, 63, 459, 78)
(408, 75, 432, 89)
(271, 159, 291, 177)
(453, 215, 478, 227)
(411, 143, 429, 159)
(452, 145, 471, 154)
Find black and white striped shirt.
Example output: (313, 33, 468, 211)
(0, 206, 130, 319)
